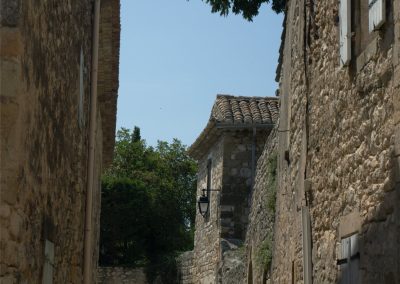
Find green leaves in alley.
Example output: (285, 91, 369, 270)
(99, 127, 197, 283)
(201, 0, 286, 21)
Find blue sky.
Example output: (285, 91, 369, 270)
(116, 0, 283, 147)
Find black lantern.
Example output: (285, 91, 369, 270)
(197, 192, 209, 217)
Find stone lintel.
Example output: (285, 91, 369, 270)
(338, 210, 362, 238)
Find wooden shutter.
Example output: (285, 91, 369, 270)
(42, 240, 54, 284)
(350, 234, 360, 284)
(79, 49, 85, 128)
(302, 207, 312, 284)
(339, 0, 351, 66)
(340, 237, 350, 284)
(339, 234, 360, 284)
(369, 0, 386, 32)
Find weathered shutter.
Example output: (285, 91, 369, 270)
(339, 0, 351, 66)
(79, 49, 84, 128)
(42, 240, 54, 284)
(350, 234, 360, 284)
(369, 0, 386, 32)
(340, 237, 350, 284)
(338, 234, 360, 284)
(302, 207, 312, 284)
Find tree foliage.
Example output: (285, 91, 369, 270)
(99, 127, 197, 283)
(202, 0, 286, 20)
(100, 177, 150, 266)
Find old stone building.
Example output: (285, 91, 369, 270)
(270, 0, 400, 283)
(0, 0, 120, 283)
(178, 95, 279, 283)
(180, 1, 400, 283)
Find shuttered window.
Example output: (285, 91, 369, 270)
(338, 234, 360, 284)
(339, 0, 351, 66)
(42, 240, 54, 284)
(368, 0, 386, 32)
(302, 207, 312, 284)
(78, 49, 85, 128)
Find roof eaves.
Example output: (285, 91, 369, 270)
(187, 120, 219, 160)
(215, 122, 275, 129)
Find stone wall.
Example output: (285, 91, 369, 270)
(272, 0, 307, 281)
(273, 0, 400, 283)
(218, 240, 246, 284)
(244, 129, 277, 284)
(192, 137, 224, 284)
(179, 128, 272, 284)
(177, 251, 195, 284)
(0, 0, 119, 282)
(221, 130, 267, 241)
(98, 267, 147, 284)
(98, 0, 120, 167)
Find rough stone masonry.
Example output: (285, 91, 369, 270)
(0, 0, 120, 283)
(271, 0, 400, 283)
(179, 0, 400, 283)
(178, 95, 279, 284)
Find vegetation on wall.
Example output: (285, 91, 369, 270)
(201, 0, 286, 21)
(254, 152, 277, 276)
(99, 127, 197, 283)
(266, 152, 277, 215)
(256, 234, 273, 272)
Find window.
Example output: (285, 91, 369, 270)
(337, 211, 362, 283)
(369, 0, 386, 32)
(42, 239, 54, 284)
(78, 48, 85, 128)
(337, 234, 360, 284)
(351, 0, 376, 58)
(339, 0, 389, 67)
(339, 0, 351, 66)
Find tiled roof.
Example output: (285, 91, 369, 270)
(211, 95, 279, 125)
(188, 94, 279, 160)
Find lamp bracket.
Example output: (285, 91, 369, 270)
(201, 188, 221, 195)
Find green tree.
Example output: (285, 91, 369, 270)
(156, 139, 197, 228)
(201, 0, 286, 21)
(99, 127, 197, 283)
(132, 126, 141, 142)
(99, 177, 150, 266)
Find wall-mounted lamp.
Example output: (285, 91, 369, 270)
(198, 191, 209, 217)
(197, 188, 220, 217)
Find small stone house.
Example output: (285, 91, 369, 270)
(179, 95, 279, 283)
(0, 0, 120, 283)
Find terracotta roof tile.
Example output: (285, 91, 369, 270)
(188, 94, 279, 159)
(211, 95, 279, 125)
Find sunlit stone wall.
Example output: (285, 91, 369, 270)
(273, 0, 400, 283)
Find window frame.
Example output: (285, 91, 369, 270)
(42, 239, 55, 284)
(337, 211, 362, 284)
(338, 233, 360, 284)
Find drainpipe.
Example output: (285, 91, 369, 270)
(83, 0, 101, 283)
(250, 127, 257, 200)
